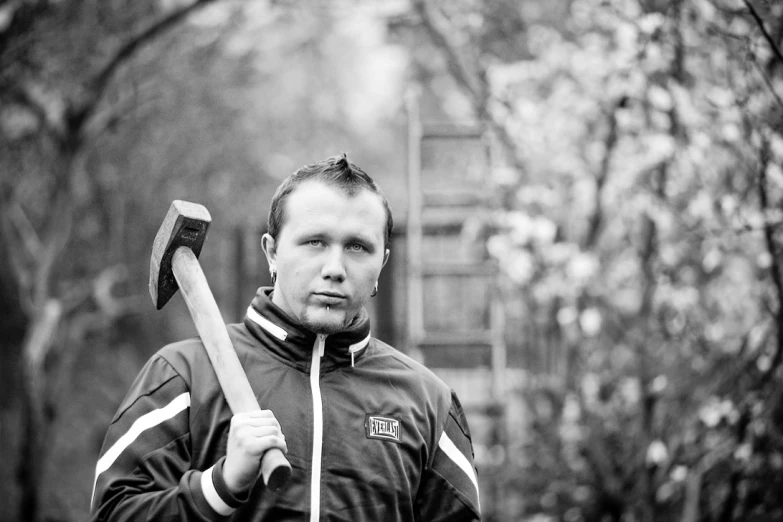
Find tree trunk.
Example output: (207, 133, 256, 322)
(18, 300, 62, 522)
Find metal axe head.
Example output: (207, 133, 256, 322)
(149, 200, 212, 310)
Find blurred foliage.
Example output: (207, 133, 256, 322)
(399, 0, 783, 520)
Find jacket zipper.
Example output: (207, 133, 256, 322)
(309, 334, 326, 522)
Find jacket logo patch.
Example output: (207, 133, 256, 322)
(365, 415, 401, 443)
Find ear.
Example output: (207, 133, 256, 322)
(261, 233, 277, 270)
(381, 249, 390, 269)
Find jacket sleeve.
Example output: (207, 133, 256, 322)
(416, 390, 482, 522)
(90, 354, 235, 522)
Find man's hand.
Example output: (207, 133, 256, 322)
(223, 410, 287, 494)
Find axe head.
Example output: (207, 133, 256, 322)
(149, 200, 212, 310)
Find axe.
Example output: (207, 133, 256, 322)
(149, 200, 291, 491)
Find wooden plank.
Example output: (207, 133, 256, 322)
(419, 344, 492, 368)
(422, 190, 486, 208)
(421, 122, 483, 139)
(421, 220, 464, 235)
(420, 206, 476, 230)
(421, 262, 496, 277)
(419, 330, 494, 346)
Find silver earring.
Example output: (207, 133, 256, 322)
(270, 269, 277, 284)
(370, 281, 378, 297)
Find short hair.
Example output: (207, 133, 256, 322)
(267, 153, 394, 251)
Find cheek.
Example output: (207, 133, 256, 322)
(358, 264, 383, 287)
(278, 256, 306, 279)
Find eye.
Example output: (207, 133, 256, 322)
(307, 239, 324, 247)
(348, 243, 367, 252)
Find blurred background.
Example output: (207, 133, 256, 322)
(2, 0, 783, 520)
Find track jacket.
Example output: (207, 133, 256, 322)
(91, 288, 481, 521)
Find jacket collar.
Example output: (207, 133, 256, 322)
(243, 287, 371, 371)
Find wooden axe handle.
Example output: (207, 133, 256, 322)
(172, 246, 291, 491)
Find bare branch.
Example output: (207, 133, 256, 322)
(73, 0, 220, 130)
(0, 83, 45, 123)
(756, 136, 783, 386)
(412, 0, 479, 100)
(750, 54, 783, 111)
(584, 99, 622, 249)
(0, 196, 33, 315)
(33, 173, 74, 305)
(8, 201, 42, 258)
(682, 421, 750, 522)
(743, 0, 783, 67)
(84, 79, 161, 140)
(0, 0, 50, 69)
(57, 263, 145, 316)
(0, 81, 64, 138)
(92, 264, 145, 318)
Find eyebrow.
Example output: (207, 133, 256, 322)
(346, 232, 378, 245)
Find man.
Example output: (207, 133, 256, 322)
(91, 154, 481, 521)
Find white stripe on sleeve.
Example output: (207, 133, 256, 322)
(91, 392, 191, 506)
(438, 431, 480, 504)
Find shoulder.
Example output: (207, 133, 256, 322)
(108, 341, 200, 426)
(368, 338, 440, 377)
(367, 338, 453, 401)
(154, 323, 248, 383)
(155, 336, 205, 384)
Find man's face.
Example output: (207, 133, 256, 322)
(262, 180, 389, 335)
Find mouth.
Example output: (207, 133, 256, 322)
(313, 291, 347, 305)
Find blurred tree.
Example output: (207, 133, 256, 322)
(397, 0, 783, 520)
(0, 1, 225, 520)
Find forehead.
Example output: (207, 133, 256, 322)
(281, 181, 386, 241)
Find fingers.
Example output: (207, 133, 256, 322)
(238, 426, 288, 453)
(229, 411, 288, 455)
(232, 410, 281, 429)
(235, 409, 278, 420)
(230, 412, 284, 442)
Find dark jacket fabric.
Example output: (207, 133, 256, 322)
(91, 288, 481, 521)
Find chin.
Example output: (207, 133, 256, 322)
(303, 308, 349, 335)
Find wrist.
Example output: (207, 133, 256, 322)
(200, 462, 235, 516)
(214, 457, 251, 506)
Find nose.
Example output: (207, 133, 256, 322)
(321, 247, 346, 282)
